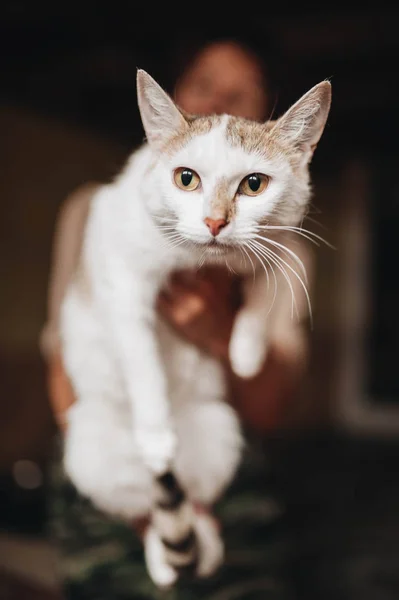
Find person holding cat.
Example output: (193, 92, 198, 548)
(44, 38, 312, 436)
(43, 37, 316, 598)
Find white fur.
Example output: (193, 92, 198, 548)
(61, 71, 330, 533)
(144, 526, 178, 588)
(194, 513, 224, 578)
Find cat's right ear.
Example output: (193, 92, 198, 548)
(136, 69, 188, 150)
(269, 80, 331, 164)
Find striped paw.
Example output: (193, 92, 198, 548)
(152, 471, 198, 576)
(149, 471, 224, 584)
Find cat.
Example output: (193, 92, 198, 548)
(60, 69, 331, 587)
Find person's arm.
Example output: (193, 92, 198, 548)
(40, 183, 99, 430)
(40, 182, 98, 361)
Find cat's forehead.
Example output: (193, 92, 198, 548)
(161, 114, 220, 156)
(163, 114, 280, 174)
(226, 117, 276, 153)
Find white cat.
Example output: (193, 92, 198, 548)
(60, 70, 331, 587)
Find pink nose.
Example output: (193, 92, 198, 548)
(204, 217, 227, 237)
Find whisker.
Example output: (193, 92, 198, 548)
(251, 240, 298, 320)
(163, 233, 184, 243)
(255, 225, 334, 249)
(158, 232, 178, 247)
(248, 241, 270, 290)
(254, 225, 320, 247)
(156, 225, 179, 231)
(303, 215, 327, 230)
(267, 92, 279, 122)
(247, 241, 279, 316)
(253, 234, 308, 282)
(241, 243, 256, 286)
(225, 258, 235, 275)
(197, 246, 208, 269)
(154, 216, 178, 224)
(162, 231, 188, 251)
(251, 239, 312, 326)
(166, 240, 187, 251)
(237, 245, 246, 271)
(246, 241, 278, 317)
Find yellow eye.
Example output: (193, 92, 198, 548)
(239, 173, 269, 196)
(174, 168, 201, 191)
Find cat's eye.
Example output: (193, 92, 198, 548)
(238, 173, 269, 196)
(174, 168, 201, 191)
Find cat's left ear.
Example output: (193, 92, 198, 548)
(270, 80, 331, 163)
(136, 69, 188, 150)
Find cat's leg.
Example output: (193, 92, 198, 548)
(65, 402, 182, 588)
(230, 238, 311, 378)
(144, 526, 178, 588)
(64, 400, 153, 520)
(100, 266, 177, 475)
(61, 288, 152, 519)
(229, 273, 272, 379)
(144, 505, 222, 586)
(174, 399, 242, 506)
(172, 358, 243, 577)
(61, 289, 179, 587)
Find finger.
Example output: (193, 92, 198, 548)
(162, 277, 210, 306)
(47, 354, 76, 432)
(158, 290, 206, 326)
(170, 293, 206, 326)
(162, 271, 200, 301)
(197, 268, 239, 302)
(170, 268, 223, 290)
(166, 269, 232, 307)
(170, 269, 198, 287)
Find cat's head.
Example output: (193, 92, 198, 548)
(136, 69, 331, 258)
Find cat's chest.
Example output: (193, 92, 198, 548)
(129, 245, 199, 293)
(153, 247, 251, 280)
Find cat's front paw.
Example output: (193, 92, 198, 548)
(229, 331, 268, 379)
(136, 425, 177, 475)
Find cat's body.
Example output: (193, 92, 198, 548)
(60, 71, 331, 587)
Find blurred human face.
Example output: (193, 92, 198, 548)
(174, 42, 269, 122)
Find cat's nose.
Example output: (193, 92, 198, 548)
(204, 217, 228, 237)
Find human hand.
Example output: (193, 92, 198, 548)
(157, 267, 308, 433)
(157, 267, 240, 361)
(47, 264, 306, 440)
(47, 353, 76, 433)
(46, 267, 238, 434)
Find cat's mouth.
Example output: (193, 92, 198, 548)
(203, 239, 233, 255)
(171, 230, 235, 255)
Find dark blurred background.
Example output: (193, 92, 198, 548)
(1, 3, 399, 599)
